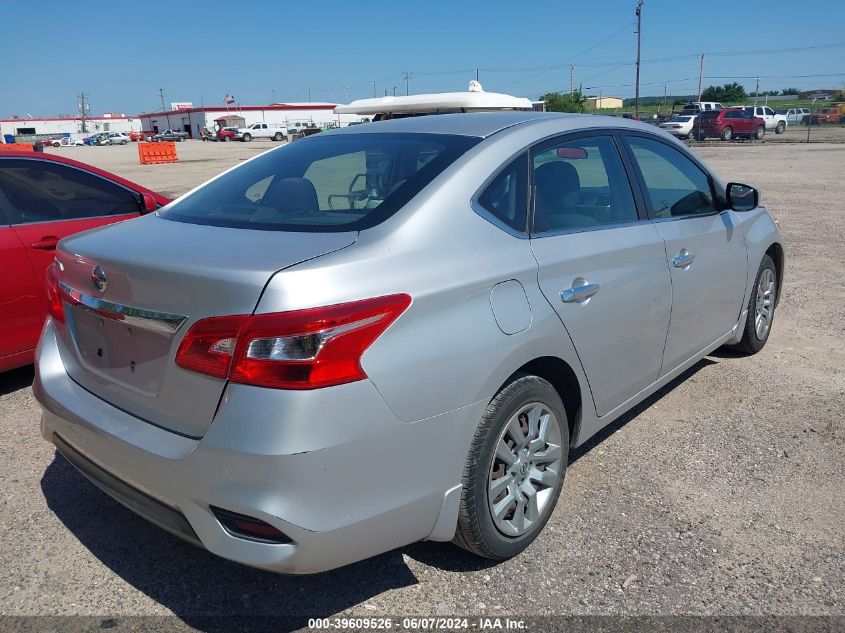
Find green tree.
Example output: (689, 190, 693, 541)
(541, 91, 587, 113)
(701, 82, 747, 103)
(780, 88, 799, 96)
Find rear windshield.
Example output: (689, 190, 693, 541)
(699, 111, 720, 120)
(162, 132, 479, 232)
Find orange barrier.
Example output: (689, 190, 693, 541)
(0, 143, 35, 151)
(138, 141, 178, 165)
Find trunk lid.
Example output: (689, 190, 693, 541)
(54, 213, 356, 438)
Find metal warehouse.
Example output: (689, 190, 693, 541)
(137, 103, 360, 138)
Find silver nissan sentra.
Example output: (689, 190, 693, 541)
(34, 112, 783, 573)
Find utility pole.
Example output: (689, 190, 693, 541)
(307, 88, 311, 102)
(271, 88, 275, 103)
(570, 65, 575, 94)
(697, 54, 705, 102)
(159, 88, 166, 112)
(372, 81, 377, 98)
(754, 76, 760, 101)
(475, 68, 479, 82)
(663, 83, 667, 107)
(634, 1, 643, 117)
(403, 71, 412, 96)
(78, 92, 89, 133)
(393, 86, 397, 96)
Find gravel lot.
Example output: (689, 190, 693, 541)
(1, 137, 842, 628)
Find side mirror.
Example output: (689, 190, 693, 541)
(727, 182, 758, 212)
(140, 192, 158, 214)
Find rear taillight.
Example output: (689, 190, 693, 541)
(46, 261, 65, 324)
(175, 294, 411, 389)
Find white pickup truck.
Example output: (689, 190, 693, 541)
(235, 122, 287, 142)
(740, 106, 788, 134)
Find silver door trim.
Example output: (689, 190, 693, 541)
(60, 283, 188, 334)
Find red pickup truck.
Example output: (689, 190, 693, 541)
(693, 109, 766, 141)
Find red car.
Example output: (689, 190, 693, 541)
(693, 109, 766, 141)
(129, 131, 155, 142)
(0, 150, 171, 372)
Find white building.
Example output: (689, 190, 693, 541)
(137, 103, 359, 138)
(0, 114, 141, 139)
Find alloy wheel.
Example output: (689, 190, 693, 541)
(755, 268, 776, 340)
(487, 402, 563, 537)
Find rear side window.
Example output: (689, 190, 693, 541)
(163, 133, 479, 232)
(699, 111, 719, 120)
(531, 135, 638, 233)
(626, 136, 716, 218)
(0, 158, 140, 225)
(477, 153, 528, 232)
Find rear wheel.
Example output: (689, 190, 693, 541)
(721, 127, 733, 141)
(454, 374, 568, 559)
(727, 254, 777, 355)
(775, 121, 786, 134)
(755, 126, 765, 140)
(273, 132, 283, 141)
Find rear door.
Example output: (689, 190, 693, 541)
(530, 131, 672, 416)
(0, 157, 143, 321)
(0, 206, 41, 365)
(621, 133, 747, 373)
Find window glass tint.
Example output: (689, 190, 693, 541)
(163, 133, 479, 232)
(699, 111, 719, 120)
(627, 136, 716, 218)
(532, 135, 637, 233)
(0, 158, 140, 225)
(477, 153, 528, 231)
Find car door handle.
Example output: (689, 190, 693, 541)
(561, 280, 600, 303)
(30, 236, 59, 250)
(672, 249, 695, 269)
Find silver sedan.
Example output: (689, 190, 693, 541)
(35, 112, 783, 573)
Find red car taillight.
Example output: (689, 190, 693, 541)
(175, 294, 411, 389)
(46, 261, 65, 324)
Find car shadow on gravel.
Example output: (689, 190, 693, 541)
(41, 453, 419, 632)
(0, 365, 34, 396)
(569, 357, 718, 465)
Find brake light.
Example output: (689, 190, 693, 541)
(175, 294, 411, 389)
(46, 261, 65, 324)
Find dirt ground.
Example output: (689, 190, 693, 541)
(0, 137, 842, 628)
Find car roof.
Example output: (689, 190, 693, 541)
(325, 111, 662, 139)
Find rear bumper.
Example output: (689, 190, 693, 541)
(35, 320, 480, 573)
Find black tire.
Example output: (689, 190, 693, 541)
(727, 254, 778, 355)
(453, 374, 569, 559)
(223, 136, 231, 142)
(273, 132, 283, 141)
(775, 121, 785, 134)
(721, 127, 733, 141)
(755, 126, 765, 140)
(120, 140, 127, 145)
(242, 133, 252, 142)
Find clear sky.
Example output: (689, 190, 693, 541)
(3, 0, 843, 117)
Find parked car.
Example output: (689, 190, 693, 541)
(777, 108, 810, 125)
(694, 109, 766, 140)
(0, 150, 171, 373)
(153, 129, 189, 142)
(129, 131, 155, 142)
(105, 132, 130, 145)
(51, 137, 85, 147)
(659, 114, 698, 139)
(739, 106, 787, 134)
(676, 101, 724, 115)
(217, 127, 238, 142)
(235, 122, 287, 142)
(812, 107, 842, 124)
(34, 113, 783, 574)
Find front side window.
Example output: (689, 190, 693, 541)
(477, 153, 528, 232)
(626, 136, 716, 219)
(531, 135, 638, 233)
(162, 133, 479, 232)
(0, 159, 140, 225)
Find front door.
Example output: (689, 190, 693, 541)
(0, 221, 40, 363)
(621, 134, 748, 374)
(529, 132, 672, 417)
